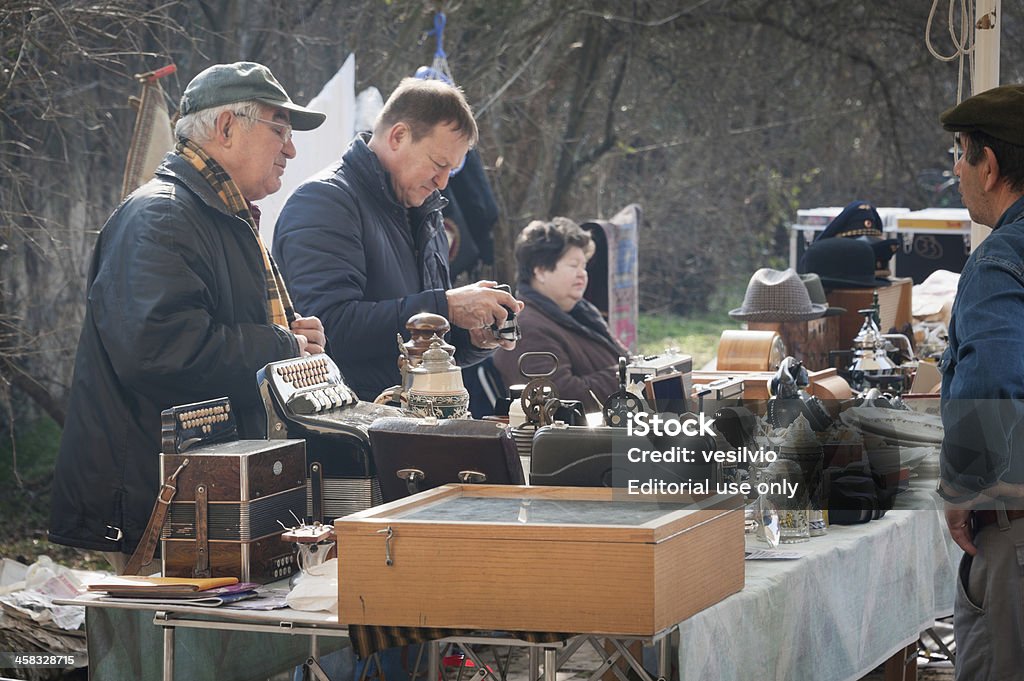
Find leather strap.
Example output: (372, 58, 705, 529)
(193, 483, 211, 578)
(123, 458, 189, 575)
(310, 462, 323, 523)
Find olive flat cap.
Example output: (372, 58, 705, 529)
(940, 84, 1024, 146)
(180, 61, 326, 131)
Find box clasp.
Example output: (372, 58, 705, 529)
(376, 526, 394, 566)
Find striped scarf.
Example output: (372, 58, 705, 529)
(176, 138, 296, 328)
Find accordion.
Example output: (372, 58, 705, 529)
(259, 355, 407, 522)
(159, 399, 306, 583)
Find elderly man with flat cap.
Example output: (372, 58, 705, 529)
(935, 84, 1024, 681)
(49, 62, 327, 573)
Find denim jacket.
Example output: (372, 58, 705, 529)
(940, 195, 1024, 493)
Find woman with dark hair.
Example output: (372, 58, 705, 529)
(493, 217, 626, 410)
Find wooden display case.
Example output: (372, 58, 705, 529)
(335, 485, 744, 636)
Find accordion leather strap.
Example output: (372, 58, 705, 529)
(310, 461, 324, 524)
(123, 458, 189, 576)
(193, 483, 211, 578)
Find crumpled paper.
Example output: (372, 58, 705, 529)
(0, 555, 110, 671)
(285, 557, 338, 613)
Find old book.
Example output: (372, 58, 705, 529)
(95, 587, 260, 607)
(87, 575, 239, 598)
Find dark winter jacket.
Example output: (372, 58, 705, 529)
(493, 284, 626, 411)
(48, 153, 299, 553)
(272, 134, 489, 400)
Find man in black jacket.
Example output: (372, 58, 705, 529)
(49, 62, 327, 572)
(273, 78, 521, 401)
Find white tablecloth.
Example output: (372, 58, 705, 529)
(677, 477, 960, 681)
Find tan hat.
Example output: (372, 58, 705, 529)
(729, 268, 828, 322)
(800, 273, 846, 317)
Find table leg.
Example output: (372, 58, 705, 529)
(657, 637, 668, 681)
(529, 647, 539, 681)
(163, 622, 174, 681)
(544, 648, 557, 681)
(883, 642, 918, 681)
(601, 640, 644, 681)
(428, 641, 441, 681)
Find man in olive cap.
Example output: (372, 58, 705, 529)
(936, 83, 1024, 681)
(49, 62, 327, 573)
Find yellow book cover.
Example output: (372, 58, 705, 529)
(87, 576, 238, 595)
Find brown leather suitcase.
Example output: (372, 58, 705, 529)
(368, 417, 525, 502)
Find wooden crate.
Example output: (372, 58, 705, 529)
(748, 316, 840, 372)
(826, 277, 913, 348)
(335, 485, 744, 636)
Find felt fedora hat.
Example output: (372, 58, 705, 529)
(857, 235, 900, 273)
(800, 273, 846, 316)
(729, 268, 828, 322)
(800, 237, 892, 289)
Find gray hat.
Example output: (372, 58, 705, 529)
(729, 268, 827, 322)
(180, 62, 326, 131)
(800, 273, 846, 317)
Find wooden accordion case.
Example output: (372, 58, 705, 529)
(159, 398, 306, 583)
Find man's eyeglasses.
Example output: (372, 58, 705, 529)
(234, 112, 293, 144)
(953, 133, 964, 163)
